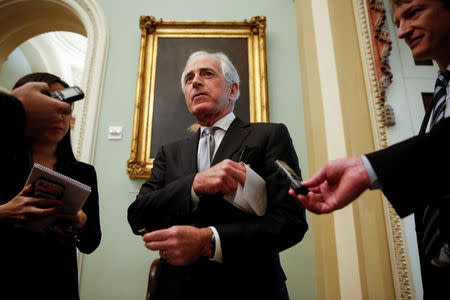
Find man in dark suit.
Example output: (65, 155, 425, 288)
(290, 0, 450, 298)
(128, 50, 307, 300)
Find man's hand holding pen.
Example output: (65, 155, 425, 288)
(192, 159, 247, 196)
(238, 145, 247, 162)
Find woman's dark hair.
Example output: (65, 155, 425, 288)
(13, 72, 77, 167)
(13, 72, 69, 90)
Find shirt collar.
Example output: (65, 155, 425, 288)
(441, 64, 450, 73)
(441, 65, 450, 86)
(200, 112, 235, 133)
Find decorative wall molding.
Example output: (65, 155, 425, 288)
(0, 0, 86, 68)
(63, 0, 110, 164)
(352, 0, 414, 299)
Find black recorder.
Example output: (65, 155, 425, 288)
(50, 86, 84, 103)
(274, 160, 309, 195)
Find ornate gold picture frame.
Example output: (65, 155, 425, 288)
(127, 16, 269, 179)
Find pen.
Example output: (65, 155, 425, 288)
(238, 145, 247, 162)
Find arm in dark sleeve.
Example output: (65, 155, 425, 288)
(76, 165, 101, 253)
(0, 92, 26, 148)
(216, 124, 308, 262)
(366, 117, 450, 217)
(127, 144, 195, 235)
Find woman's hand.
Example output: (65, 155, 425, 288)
(50, 210, 87, 244)
(73, 209, 87, 228)
(0, 184, 61, 223)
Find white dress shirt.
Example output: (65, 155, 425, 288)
(190, 112, 267, 263)
(190, 112, 235, 263)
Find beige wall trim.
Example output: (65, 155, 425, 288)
(326, 0, 395, 296)
(295, 0, 398, 299)
(294, 1, 340, 299)
(311, 0, 363, 298)
(311, 0, 347, 158)
(296, 0, 365, 298)
(68, 0, 109, 164)
(352, 0, 415, 299)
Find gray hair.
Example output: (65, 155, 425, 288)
(180, 50, 240, 103)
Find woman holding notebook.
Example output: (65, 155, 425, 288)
(0, 73, 101, 300)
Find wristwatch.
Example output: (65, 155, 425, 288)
(209, 234, 216, 259)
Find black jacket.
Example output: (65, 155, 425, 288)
(367, 117, 450, 300)
(128, 117, 308, 300)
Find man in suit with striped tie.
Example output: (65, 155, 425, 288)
(290, 0, 450, 298)
(129, 51, 307, 300)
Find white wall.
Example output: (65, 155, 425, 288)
(0, 48, 31, 89)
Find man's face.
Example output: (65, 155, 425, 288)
(183, 54, 237, 124)
(394, 0, 450, 68)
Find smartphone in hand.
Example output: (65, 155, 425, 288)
(274, 160, 309, 195)
(50, 86, 84, 103)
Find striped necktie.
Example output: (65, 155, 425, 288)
(198, 127, 217, 171)
(422, 70, 450, 266)
(429, 70, 450, 129)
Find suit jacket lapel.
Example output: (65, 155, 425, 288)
(419, 92, 443, 135)
(181, 129, 200, 172)
(212, 117, 250, 165)
(419, 104, 433, 135)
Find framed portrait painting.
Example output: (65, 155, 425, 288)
(127, 16, 269, 179)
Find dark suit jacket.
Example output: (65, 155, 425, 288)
(128, 117, 308, 300)
(366, 117, 450, 299)
(0, 92, 25, 149)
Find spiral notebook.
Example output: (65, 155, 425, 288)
(23, 163, 91, 231)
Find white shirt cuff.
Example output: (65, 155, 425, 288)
(208, 226, 223, 263)
(190, 186, 200, 211)
(361, 155, 381, 190)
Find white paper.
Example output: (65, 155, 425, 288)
(223, 164, 267, 216)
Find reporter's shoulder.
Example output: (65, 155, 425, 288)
(161, 131, 198, 150)
(435, 117, 450, 129)
(0, 90, 25, 114)
(0, 86, 9, 94)
(0, 88, 19, 103)
(70, 162, 98, 187)
(73, 161, 97, 174)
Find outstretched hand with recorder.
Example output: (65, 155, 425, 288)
(288, 157, 371, 214)
(275, 160, 309, 195)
